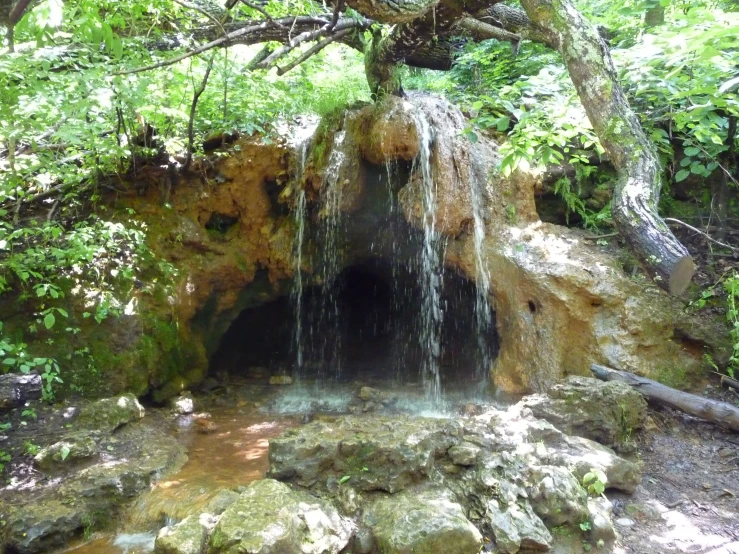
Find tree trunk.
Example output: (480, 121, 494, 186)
(591, 364, 739, 432)
(520, 0, 695, 295)
(0, 372, 42, 412)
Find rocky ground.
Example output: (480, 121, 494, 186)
(0, 377, 736, 554)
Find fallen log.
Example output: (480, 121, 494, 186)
(590, 364, 739, 432)
(0, 372, 42, 412)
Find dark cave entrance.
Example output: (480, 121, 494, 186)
(210, 260, 498, 390)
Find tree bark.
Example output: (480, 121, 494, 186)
(520, 0, 695, 295)
(0, 372, 42, 411)
(591, 364, 739, 432)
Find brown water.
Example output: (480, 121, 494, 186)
(64, 408, 295, 554)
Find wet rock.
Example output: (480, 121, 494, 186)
(357, 386, 395, 405)
(34, 434, 97, 469)
(268, 415, 462, 493)
(170, 392, 195, 415)
(520, 376, 647, 451)
(3, 500, 83, 554)
(587, 497, 616, 543)
(155, 514, 216, 554)
(448, 444, 480, 466)
(269, 375, 293, 385)
(1, 426, 186, 553)
(204, 490, 240, 515)
(486, 498, 552, 553)
(208, 479, 352, 554)
(359, 95, 420, 165)
(363, 488, 482, 554)
(0, 372, 42, 411)
(76, 393, 145, 433)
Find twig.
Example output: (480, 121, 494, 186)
(172, 0, 227, 36)
(582, 231, 619, 241)
(113, 16, 329, 76)
(185, 53, 217, 171)
(665, 217, 737, 251)
(329, 0, 345, 30)
(276, 29, 352, 75)
(256, 24, 338, 69)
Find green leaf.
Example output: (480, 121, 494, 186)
(339, 475, 351, 484)
(683, 147, 700, 156)
(44, 313, 55, 330)
(60, 445, 71, 461)
(675, 169, 690, 182)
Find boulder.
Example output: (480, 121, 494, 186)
(363, 488, 482, 554)
(0, 372, 42, 411)
(76, 394, 145, 433)
(2, 500, 83, 554)
(170, 392, 195, 415)
(208, 479, 352, 554)
(155, 514, 216, 554)
(34, 434, 97, 469)
(587, 497, 616, 544)
(268, 415, 462, 493)
(528, 466, 589, 527)
(486, 498, 552, 554)
(520, 376, 647, 451)
(203, 489, 240, 515)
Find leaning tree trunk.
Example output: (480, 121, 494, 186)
(520, 0, 695, 295)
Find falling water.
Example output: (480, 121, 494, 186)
(308, 122, 348, 379)
(291, 187, 307, 377)
(411, 104, 443, 403)
(470, 176, 494, 384)
(290, 122, 316, 381)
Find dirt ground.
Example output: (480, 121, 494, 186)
(611, 386, 739, 554)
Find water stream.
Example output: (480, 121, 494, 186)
(410, 103, 444, 403)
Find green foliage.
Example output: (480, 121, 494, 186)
(723, 272, 739, 379)
(582, 468, 608, 496)
(0, 450, 10, 472)
(23, 441, 40, 456)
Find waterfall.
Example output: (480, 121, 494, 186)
(470, 176, 493, 384)
(290, 121, 316, 382)
(410, 104, 443, 403)
(310, 122, 348, 380)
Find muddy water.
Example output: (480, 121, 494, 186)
(64, 408, 296, 554)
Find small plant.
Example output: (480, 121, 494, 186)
(0, 450, 11, 471)
(579, 520, 592, 531)
(582, 468, 607, 496)
(21, 408, 37, 420)
(23, 441, 40, 456)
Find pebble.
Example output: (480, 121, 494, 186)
(615, 518, 635, 527)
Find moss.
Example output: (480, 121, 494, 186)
(656, 365, 687, 389)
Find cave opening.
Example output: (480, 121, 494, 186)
(210, 259, 498, 392)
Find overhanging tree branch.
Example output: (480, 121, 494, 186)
(520, 0, 695, 294)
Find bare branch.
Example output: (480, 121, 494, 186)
(277, 29, 352, 75)
(329, 0, 345, 30)
(454, 17, 521, 44)
(664, 218, 737, 251)
(113, 16, 330, 75)
(185, 53, 217, 171)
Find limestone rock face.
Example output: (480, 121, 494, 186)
(359, 95, 420, 165)
(208, 479, 353, 554)
(363, 488, 482, 554)
(269, 415, 462, 493)
(268, 406, 639, 553)
(76, 393, 145, 433)
(1, 417, 186, 553)
(520, 376, 647, 451)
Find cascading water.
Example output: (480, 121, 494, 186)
(470, 176, 494, 384)
(289, 122, 316, 381)
(308, 119, 349, 380)
(410, 103, 444, 403)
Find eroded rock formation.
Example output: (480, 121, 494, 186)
(67, 93, 726, 398)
